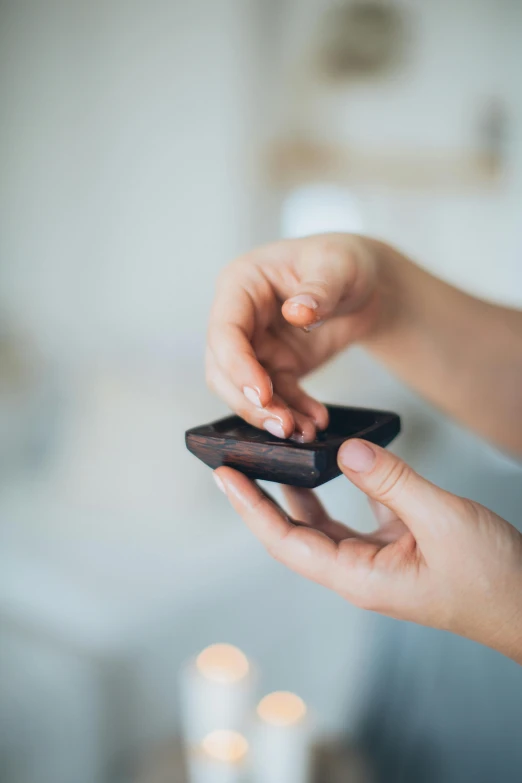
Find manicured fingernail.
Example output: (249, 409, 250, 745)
(243, 385, 262, 408)
(290, 431, 307, 443)
(286, 294, 319, 311)
(339, 440, 376, 472)
(264, 419, 286, 439)
(303, 320, 324, 333)
(213, 472, 227, 494)
(312, 406, 329, 430)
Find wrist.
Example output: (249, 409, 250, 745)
(359, 239, 420, 348)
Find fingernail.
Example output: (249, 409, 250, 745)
(313, 419, 326, 431)
(339, 440, 376, 472)
(243, 385, 262, 408)
(303, 320, 324, 333)
(263, 419, 286, 439)
(290, 431, 307, 443)
(286, 294, 319, 311)
(213, 472, 227, 494)
(312, 405, 329, 431)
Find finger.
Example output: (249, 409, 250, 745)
(289, 408, 317, 443)
(208, 349, 316, 441)
(272, 371, 329, 431)
(369, 498, 398, 526)
(207, 354, 295, 437)
(208, 274, 274, 409)
(282, 486, 361, 544)
(368, 498, 409, 544)
(338, 439, 458, 544)
(281, 235, 373, 329)
(214, 467, 342, 589)
(282, 485, 330, 526)
(215, 467, 388, 605)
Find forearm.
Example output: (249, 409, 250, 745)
(363, 242, 522, 454)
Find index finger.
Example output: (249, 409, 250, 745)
(207, 269, 274, 408)
(214, 467, 344, 590)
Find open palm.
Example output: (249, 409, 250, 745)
(213, 438, 522, 651)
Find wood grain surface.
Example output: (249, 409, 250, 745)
(186, 405, 400, 488)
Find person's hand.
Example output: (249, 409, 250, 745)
(206, 234, 392, 442)
(208, 232, 522, 453)
(213, 440, 522, 663)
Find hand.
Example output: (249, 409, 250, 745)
(213, 441, 522, 663)
(207, 232, 522, 453)
(206, 234, 390, 442)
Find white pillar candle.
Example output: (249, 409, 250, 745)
(187, 730, 249, 783)
(180, 644, 255, 745)
(251, 692, 313, 783)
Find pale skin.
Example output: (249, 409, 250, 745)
(206, 233, 522, 664)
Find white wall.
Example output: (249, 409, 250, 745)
(262, 0, 522, 304)
(0, 0, 257, 359)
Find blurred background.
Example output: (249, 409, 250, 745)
(1, 1, 522, 781)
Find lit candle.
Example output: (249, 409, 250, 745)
(187, 730, 249, 783)
(180, 644, 255, 745)
(251, 691, 313, 783)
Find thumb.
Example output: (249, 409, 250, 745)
(337, 439, 456, 543)
(281, 235, 373, 329)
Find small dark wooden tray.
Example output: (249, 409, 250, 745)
(185, 405, 401, 488)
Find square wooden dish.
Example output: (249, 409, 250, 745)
(185, 404, 401, 488)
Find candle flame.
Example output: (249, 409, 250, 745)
(201, 730, 249, 763)
(196, 643, 249, 684)
(257, 691, 307, 726)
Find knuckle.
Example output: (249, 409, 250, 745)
(215, 259, 241, 290)
(319, 235, 353, 269)
(267, 542, 283, 562)
(317, 234, 344, 258)
(266, 524, 293, 563)
(342, 579, 381, 613)
(266, 535, 287, 563)
(306, 279, 330, 301)
(375, 458, 411, 503)
(452, 494, 481, 524)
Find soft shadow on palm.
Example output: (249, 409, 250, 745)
(280, 484, 420, 581)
